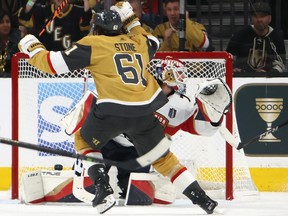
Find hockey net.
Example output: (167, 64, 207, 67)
(10, 52, 257, 201)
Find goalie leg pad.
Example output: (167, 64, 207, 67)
(125, 180, 155, 205)
(60, 90, 97, 135)
(152, 175, 176, 204)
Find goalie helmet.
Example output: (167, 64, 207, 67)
(157, 56, 188, 94)
(91, 10, 123, 36)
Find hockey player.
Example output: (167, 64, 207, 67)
(18, 1, 218, 214)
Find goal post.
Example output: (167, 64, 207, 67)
(10, 51, 256, 201)
(147, 51, 234, 199)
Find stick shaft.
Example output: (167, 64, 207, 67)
(39, 0, 70, 36)
(0, 136, 170, 170)
(237, 119, 288, 150)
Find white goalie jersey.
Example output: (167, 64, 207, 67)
(155, 92, 197, 128)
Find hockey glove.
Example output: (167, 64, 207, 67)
(74, 158, 84, 177)
(110, 1, 140, 31)
(18, 34, 46, 58)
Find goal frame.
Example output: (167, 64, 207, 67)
(10, 51, 234, 200)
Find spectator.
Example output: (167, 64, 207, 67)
(142, 0, 159, 15)
(153, 0, 211, 51)
(0, 10, 21, 77)
(18, 0, 92, 51)
(133, 0, 163, 29)
(226, 2, 286, 74)
(0, 0, 25, 29)
(128, 0, 154, 33)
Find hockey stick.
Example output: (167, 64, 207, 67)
(218, 125, 239, 149)
(236, 119, 288, 150)
(38, 0, 70, 36)
(0, 137, 171, 170)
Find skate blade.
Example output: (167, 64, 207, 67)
(96, 195, 116, 214)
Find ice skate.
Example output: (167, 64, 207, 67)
(89, 164, 116, 214)
(186, 190, 218, 214)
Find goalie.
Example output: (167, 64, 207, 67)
(154, 56, 233, 138)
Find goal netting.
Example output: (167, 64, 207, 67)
(10, 51, 257, 201)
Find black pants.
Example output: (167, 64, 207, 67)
(80, 103, 165, 156)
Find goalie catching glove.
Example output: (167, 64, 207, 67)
(110, 1, 140, 31)
(18, 34, 46, 58)
(196, 78, 232, 124)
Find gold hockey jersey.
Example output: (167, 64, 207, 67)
(153, 19, 207, 51)
(28, 26, 168, 117)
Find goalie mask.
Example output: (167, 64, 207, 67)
(157, 56, 188, 94)
(91, 10, 123, 36)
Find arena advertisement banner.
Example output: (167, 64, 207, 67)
(235, 83, 288, 156)
(37, 82, 79, 156)
(18, 79, 95, 167)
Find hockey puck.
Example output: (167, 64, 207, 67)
(54, 164, 63, 170)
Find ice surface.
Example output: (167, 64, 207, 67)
(0, 191, 287, 216)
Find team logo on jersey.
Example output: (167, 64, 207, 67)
(168, 108, 177, 118)
(154, 112, 169, 127)
(92, 137, 100, 146)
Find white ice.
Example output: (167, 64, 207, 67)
(1, 191, 287, 216)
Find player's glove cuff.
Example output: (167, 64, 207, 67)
(124, 15, 141, 31)
(110, 1, 140, 31)
(18, 34, 46, 58)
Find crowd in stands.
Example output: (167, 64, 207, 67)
(0, 0, 287, 78)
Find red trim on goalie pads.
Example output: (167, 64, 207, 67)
(153, 198, 173, 205)
(170, 167, 187, 183)
(70, 93, 94, 134)
(29, 197, 46, 204)
(126, 180, 154, 205)
(44, 177, 93, 202)
(164, 111, 199, 136)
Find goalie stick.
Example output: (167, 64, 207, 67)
(0, 137, 171, 170)
(236, 119, 288, 150)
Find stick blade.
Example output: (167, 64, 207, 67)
(236, 142, 244, 150)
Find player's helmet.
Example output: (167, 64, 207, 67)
(157, 56, 188, 94)
(92, 10, 123, 36)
